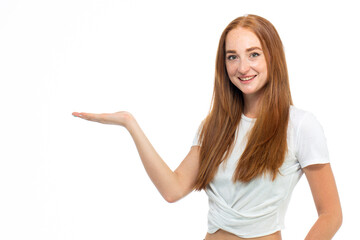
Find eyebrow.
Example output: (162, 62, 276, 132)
(226, 47, 263, 54)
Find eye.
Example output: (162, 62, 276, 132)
(250, 52, 260, 58)
(226, 55, 237, 60)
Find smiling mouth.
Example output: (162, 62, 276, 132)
(239, 75, 257, 81)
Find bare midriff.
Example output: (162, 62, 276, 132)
(204, 229, 282, 240)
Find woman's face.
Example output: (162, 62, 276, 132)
(225, 27, 268, 99)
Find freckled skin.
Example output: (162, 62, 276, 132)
(225, 27, 268, 110)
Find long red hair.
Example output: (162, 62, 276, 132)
(193, 14, 293, 190)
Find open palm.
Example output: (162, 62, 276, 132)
(72, 111, 133, 127)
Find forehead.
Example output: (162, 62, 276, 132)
(225, 27, 262, 51)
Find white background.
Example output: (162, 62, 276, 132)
(0, 0, 358, 239)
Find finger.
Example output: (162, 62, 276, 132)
(72, 112, 89, 118)
(73, 112, 98, 122)
(82, 113, 101, 122)
(72, 112, 83, 117)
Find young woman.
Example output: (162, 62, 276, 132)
(72, 14, 342, 240)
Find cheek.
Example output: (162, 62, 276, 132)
(251, 61, 267, 79)
(249, 61, 260, 70)
(250, 57, 267, 72)
(225, 63, 237, 76)
(260, 63, 268, 79)
(264, 69, 268, 80)
(261, 61, 268, 75)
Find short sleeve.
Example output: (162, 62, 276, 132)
(295, 112, 330, 168)
(192, 121, 204, 146)
(192, 131, 200, 146)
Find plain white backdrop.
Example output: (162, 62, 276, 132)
(0, 0, 358, 239)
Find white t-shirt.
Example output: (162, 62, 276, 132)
(192, 105, 330, 238)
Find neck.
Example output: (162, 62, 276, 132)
(243, 92, 263, 118)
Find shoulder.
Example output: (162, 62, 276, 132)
(289, 105, 322, 133)
(288, 106, 330, 167)
(289, 105, 313, 124)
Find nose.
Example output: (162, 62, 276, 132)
(237, 59, 250, 75)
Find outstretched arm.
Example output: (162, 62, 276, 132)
(72, 111, 200, 203)
(303, 163, 342, 240)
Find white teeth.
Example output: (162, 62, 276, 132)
(239, 76, 256, 81)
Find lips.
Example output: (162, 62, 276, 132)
(238, 75, 257, 81)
